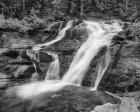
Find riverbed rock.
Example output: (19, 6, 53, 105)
(0, 73, 9, 88)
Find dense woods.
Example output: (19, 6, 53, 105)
(0, 0, 140, 20)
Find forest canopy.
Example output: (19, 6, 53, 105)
(0, 0, 140, 22)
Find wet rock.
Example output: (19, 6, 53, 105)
(0, 73, 9, 88)
(13, 65, 40, 79)
(0, 48, 53, 81)
(13, 65, 32, 78)
(30, 72, 39, 81)
(9, 59, 33, 65)
(1, 50, 19, 59)
(94, 39, 140, 92)
(39, 52, 53, 63)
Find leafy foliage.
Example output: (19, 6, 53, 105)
(0, 0, 140, 22)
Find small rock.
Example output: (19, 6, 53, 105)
(92, 103, 118, 112)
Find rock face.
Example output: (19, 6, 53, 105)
(0, 73, 9, 88)
(0, 48, 53, 83)
(99, 39, 140, 93)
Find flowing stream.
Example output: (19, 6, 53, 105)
(33, 20, 73, 50)
(13, 20, 123, 99)
(32, 20, 73, 80)
(62, 20, 122, 88)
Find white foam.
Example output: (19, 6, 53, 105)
(45, 52, 60, 80)
(16, 80, 72, 99)
(33, 20, 73, 50)
(62, 20, 123, 85)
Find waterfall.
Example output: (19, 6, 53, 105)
(12, 20, 123, 99)
(62, 20, 123, 86)
(33, 20, 73, 51)
(32, 20, 73, 80)
(45, 52, 60, 80)
(13, 20, 73, 99)
(91, 46, 111, 90)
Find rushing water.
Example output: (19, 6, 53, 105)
(11, 20, 123, 99)
(32, 20, 73, 80)
(33, 20, 73, 50)
(45, 52, 60, 80)
(92, 46, 111, 90)
(12, 20, 74, 99)
(62, 20, 123, 87)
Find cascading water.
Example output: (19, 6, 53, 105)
(33, 20, 73, 50)
(62, 20, 122, 87)
(32, 20, 73, 80)
(91, 46, 111, 90)
(10, 20, 123, 99)
(11, 20, 74, 99)
(45, 52, 60, 80)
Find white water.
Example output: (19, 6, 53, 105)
(45, 52, 60, 80)
(13, 20, 123, 99)
(33, 20, 73, 51)
(62, 20, 123, 86)
(32, 20, 73, 80)
(16, 80, 72, 99)
(91, 46, 111, 90)
(12, 20, 74, 99)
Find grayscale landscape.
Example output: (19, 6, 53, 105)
(0, 0, 140, 112)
